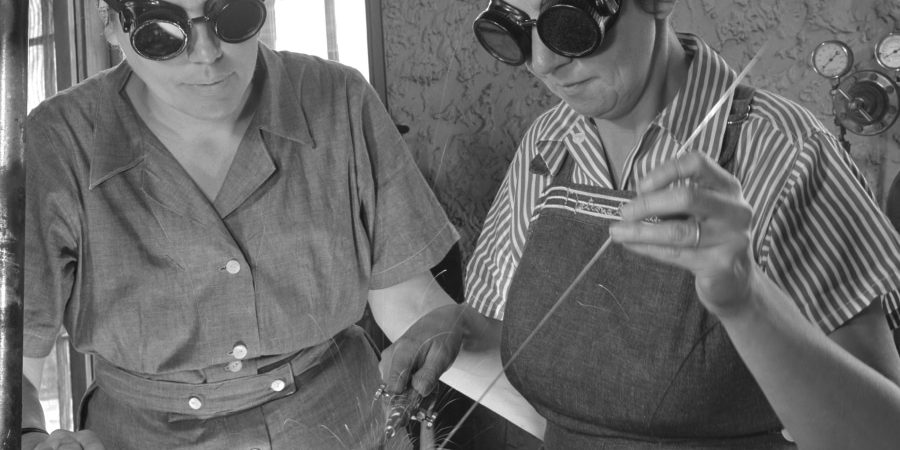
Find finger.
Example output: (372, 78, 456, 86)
(38, 431, 82, 450)
(72, 430, 105, 450)
(622, 185, 747, 224)
(638, 152, 738, 194)
(379, 341, 415, 395)
(409, 344, 449, 397)
(57, 444, 83, 450)
(610, 219, 703, 248)
(618, 242, 706, 268)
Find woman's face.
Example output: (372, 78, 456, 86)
(507, 0, 659, 121)
(108, 0, 260, 121)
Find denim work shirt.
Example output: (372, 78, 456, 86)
(24, 45, 458, 379)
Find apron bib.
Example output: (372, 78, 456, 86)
(501, 87, 794, 448)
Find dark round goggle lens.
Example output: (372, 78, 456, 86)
(132, 20, 188, 60)
(538, 7, 600, 57)
(475, 20, 527, 65)
(215, 0, 266, 43)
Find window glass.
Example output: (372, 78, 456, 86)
(28, 0, 66, 433)
(271, 0, 370, 80)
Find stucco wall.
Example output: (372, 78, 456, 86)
(382, 0, 900, 263)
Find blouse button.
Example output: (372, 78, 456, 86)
(225, 360, 243, 372)
(232, 344, 248, 360)
(270, 379, 286, 392)
(781, 429, 794, 442)
(225, 259, 241, 274)
(188, 396, 202, 410)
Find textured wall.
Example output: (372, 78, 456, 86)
(382, 0, 900, 263)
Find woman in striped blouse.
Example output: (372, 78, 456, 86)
(375, 0, 900, 448)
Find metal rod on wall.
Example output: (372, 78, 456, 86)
(0, 0, 29, 447)
(324, 0, 339, 61)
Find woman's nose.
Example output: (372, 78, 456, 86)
(187, 19, 223, 63)
(527, 30, 571, 76)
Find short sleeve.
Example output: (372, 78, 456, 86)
(465, 128, 547, 320)
(885, 174, 900, 328)
(762, 131, 900, 333)
(355, 82, 458, 289)
(465, 171, 515, 320)
(23, 110, 82, 357)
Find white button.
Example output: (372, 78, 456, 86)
(225, 259, 241, 274)
(188, 396, 202, 410)
(225, 361, 243, 372)
(232, 344, 248, 360)
(781, 429, 794, 442)
(572, 133, 586, 144)
(270, 379, 286, 392)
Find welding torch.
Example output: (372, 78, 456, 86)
(376, 384, 439, 439)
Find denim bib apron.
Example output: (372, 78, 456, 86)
(501, 88, 795, 448)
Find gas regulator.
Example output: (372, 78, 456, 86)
(810, 34, 900, 149)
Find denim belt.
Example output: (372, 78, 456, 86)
(92, 328, 354, 420)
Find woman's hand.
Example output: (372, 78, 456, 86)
(23, 429, 105, 450)
(609, 151, 756, 319)
(379, 303, 470, 397)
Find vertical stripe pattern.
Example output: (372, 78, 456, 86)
(465, 34, 900, 332)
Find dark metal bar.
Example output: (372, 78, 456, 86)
(324, 0, 339, 61)
(364, 0, 387, 106)
(0, 0, 29, 447)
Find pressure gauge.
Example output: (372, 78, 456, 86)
(810, 40, 854, 79)
(875, 33, 900, 71)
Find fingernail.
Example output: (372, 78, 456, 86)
(609, 223, 622, 237)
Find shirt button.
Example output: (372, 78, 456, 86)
(225, 259, 241, 274)
(225, 361, 243, 372)
(188, 396, 202, 410)
(232, 344, 248, 360)
(573, 133, 586, 144)
(781, 429, 794, 442)
(270, 379, 286, 392)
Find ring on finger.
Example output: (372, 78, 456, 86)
(693, 220, 701, 248)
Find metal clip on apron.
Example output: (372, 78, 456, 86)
(502, 86, 795, 449)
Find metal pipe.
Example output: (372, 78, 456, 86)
(324, 0, 339, 61)
(0, 0, 29, 448)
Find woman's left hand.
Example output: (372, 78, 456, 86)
(608, 151, 756, 319)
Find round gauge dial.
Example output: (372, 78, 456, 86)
(810, 40, 854, 79)
(875, 33, 900, 71)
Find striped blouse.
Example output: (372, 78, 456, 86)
(465, 33, 900, 333)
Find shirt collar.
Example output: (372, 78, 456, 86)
(89, 44, 315, 189)
(89, 63, 148, 189)
(531, 33, 737, 178)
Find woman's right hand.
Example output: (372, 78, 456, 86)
(379, 303, 472, 397)
(23, 429, 105, 450)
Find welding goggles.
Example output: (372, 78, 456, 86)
(473, 0, 621, 66)
(103, 0, 267, 60)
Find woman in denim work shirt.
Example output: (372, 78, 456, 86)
(21, 1, 462, 448)
(378, 0, 900, 449)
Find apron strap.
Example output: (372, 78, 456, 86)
(719, 84, 756, 173)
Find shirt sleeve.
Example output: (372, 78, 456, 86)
(465, 128, 545, 320)
(354, 79, 459, 289)
(23, 109, 82, 357)
(762, 130, 900, 333)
